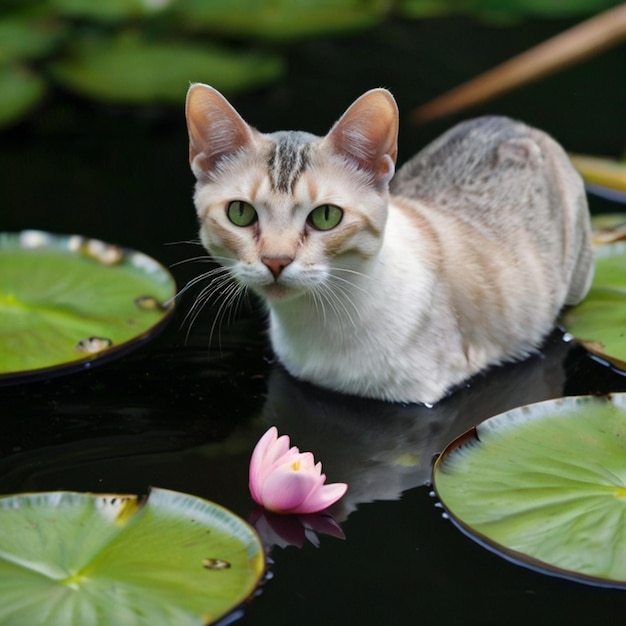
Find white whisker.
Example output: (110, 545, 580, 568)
(181, 274, 229, 339)
(164, 238, 203, 247)
(316, 281, 359, 329)
(169, 255, 214, 268)
(174, 261, 247, 346)
(324, 276, 364, 328)
(328, 270, 370, 297)
(307, 289, 328, 327)
(169, 265, 231, 303)
(313, 287, 338, 325)
(207, 280, 246, 349)
(330, 266, 372, 281)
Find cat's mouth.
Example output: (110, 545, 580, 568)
(259, 283, 302, 301)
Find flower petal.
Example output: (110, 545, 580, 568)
(249, 427, 277, 473)
(258, 470, 320, 513)
(295, 452, 320, 474)
(249, 428, 279, 502)
(296, 482, 348, 514)
(249, 427, 296, 502)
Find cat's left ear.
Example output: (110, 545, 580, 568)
(324, 89, 399, 187)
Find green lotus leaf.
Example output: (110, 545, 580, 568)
(433, 394, 626, 587)
(0, 231, 176, 380)
(0, 17, 64, 64)
(401, 0, 619, 19)
(49, 0, 171, 21)
(398, 0, 452, 18)
(0, 64, 46, 128)
(50, 35, 284, 103)
(0, 488, 265, 625)
(174, 0, 390, 39)
(561, 240, 626, 368)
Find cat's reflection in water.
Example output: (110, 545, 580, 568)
(260, 330, 576, 521)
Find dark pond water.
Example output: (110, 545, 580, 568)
(3, 15, 626, 626)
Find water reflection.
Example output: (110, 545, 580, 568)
(250, 507, 345, 549)
(260, 330, 576, 519)
(0, 325, 622, 529)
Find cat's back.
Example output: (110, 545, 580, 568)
(390, 115, 593, 306)
(391, 116, 562, 227)
(391, 116, 539, 200)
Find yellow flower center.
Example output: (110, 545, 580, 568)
(614, 485, 626, 499)
(291, 460, 301, 471)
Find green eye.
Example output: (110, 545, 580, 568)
(227, 200, 257, 227)
(308, 204, 343, 231)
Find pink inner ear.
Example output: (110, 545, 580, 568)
(185, 83, 255, 177)
(326, 89, 399, 186)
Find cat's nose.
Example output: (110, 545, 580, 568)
(262, 256, 293, 280)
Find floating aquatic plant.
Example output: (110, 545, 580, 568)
(50, 35, 284, 105)
(433, 393, 626, 587)
(0, 231, 176, 382)
(0, 488, 265, 625)
(562, 237, 626, 369)
(0, 0, 618, 127)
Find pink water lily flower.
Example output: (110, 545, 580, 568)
(249, 427, 348, 514)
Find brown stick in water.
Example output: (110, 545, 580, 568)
(410, 3, 626, 124)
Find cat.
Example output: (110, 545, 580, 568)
(185, 84, 594, 405)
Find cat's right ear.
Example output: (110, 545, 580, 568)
(185, 83, 256, 180)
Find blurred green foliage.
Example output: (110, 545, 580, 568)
(400, 0, 622, 19)
(49, 35, 283, 103)
(0, 0, 621, 128)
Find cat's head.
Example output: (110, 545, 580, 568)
(185, 84, 398, 303)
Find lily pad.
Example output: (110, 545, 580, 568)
(0, 231, 176, 382)
(561, 241, 626, 369)
(49, 0, 171, 21)
(433, 394, 626, 588)
(0, 487, 265, 625)
(174, 0, 390, 39)
(0, 64, 46, 128)
(50, 36, 284, 103)
(0, 17, 64, 64)
(400, 0, 621, 19)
